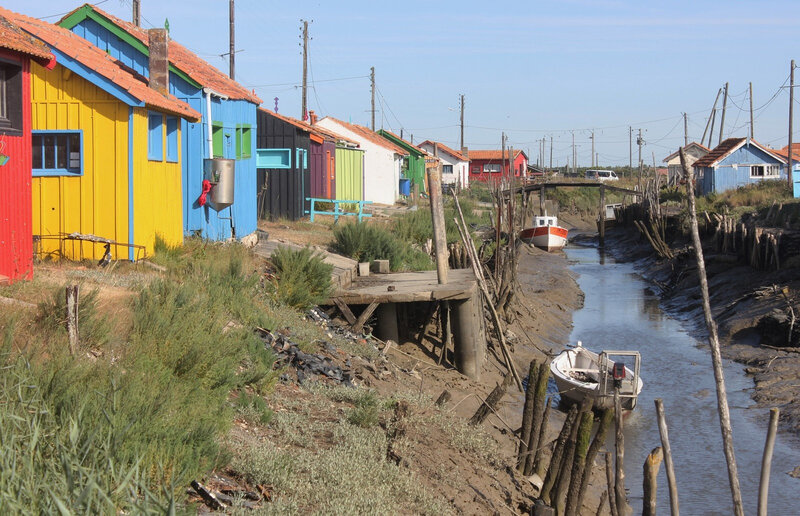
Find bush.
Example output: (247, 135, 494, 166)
(270, 246, 334, 310)
(35, 286, 110, 349)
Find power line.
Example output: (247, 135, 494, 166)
(247, 75, 369, 89)
(38, 0, 109, 19)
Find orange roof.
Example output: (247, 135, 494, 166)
(64, 4, 260, 105)
(257, 108, 358, 146)
(320, 117, 407, 155)
(1, 7, 200, 121)
(772, 147, 800, 162)
(417, 140, 467, 161)
(0, 14, 54, 63)
(693, 138, 786, 168)
(468, 149, 526, 161)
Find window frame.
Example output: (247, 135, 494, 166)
(32, 130, 84, 177)
(483, 163, 502, 173)
(212, 121, 224, 158)
(0, 59, 23, 135)
(749, 164, 778, 178)
(165, 116, 179, 163)
(442, 164, 454, 175)
(148, 111, 164, 161)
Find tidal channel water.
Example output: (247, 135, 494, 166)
(563, 244, 800, 515)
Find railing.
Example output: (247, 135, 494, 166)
(305, 198, 373, 223)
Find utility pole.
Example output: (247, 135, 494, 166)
(590, 130, 595, 167)
(719, 82, 729, 145)
(501, 132, 506, 179)
(702, 88, 722, 148)
(229, 0, 235, 79)
(459, 94, 465, 150)
(684, 112, 688, 147)
(637, 128, 643, 188)
(572, 131, 576, 175)
(549, 136, 553, 170)
(749, 82, 755, 139)
(300, 20, 309, 120)
(370, 67, 376, 131)
(789, 60, 795, 189)
(132, 0, 141, 26)
(629, 126, 633, 177)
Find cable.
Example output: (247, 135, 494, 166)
(246, 75, 369, 89)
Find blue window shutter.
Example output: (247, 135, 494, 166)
(166, 116, 178, 162)
(148, 112, 164, 161)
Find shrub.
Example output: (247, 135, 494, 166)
(270, 246, 334, 310)
(332, 222, 434, 271)
(35, 285, 110, 349)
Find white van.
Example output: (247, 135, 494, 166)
(585, 169, 619, 181)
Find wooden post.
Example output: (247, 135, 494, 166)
(564, 411, 595, 516)
(540, 404, 579, 504)
(469, 373, 512, 425)
(518, 360, 540, 470)
(614, 389, 629, 515)
(553, 401, 591, 513)
(534, 397, 553, 479)
(524, 361, 550, 475)
(576, 409, 614, 512)
(679, 147, 745, 516)
(452, 292, 485, 381)
(596, 491, 608, 516)
(352, 301, 379, 333)
(540, 186, 546, 216)
(606, 451, 619, 516)
(376, 303, 399, 343)
(758, 407, 780, 516)
(599, 184, 606, 248)
(655, 399, 680, 516)
(65, 285, 79, 355)
(643, 447, 664, 516)
(428, 145, 448, 284)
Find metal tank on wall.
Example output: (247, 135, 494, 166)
(203, 158, 235, 211)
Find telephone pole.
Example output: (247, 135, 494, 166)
(228, 0, 235, 79)
(572, 131, 576, 175)
(370, 67, 376, 131)
(637, 128, 643, 188)
(549, 136, 553, 170)
(789, 60, 795, 189)
(629, 126, 633, 176)
(300, 20, 309, 120)
(719, 82, 729, 144)
(749, 82, 755, 139)
(590, 130, 595, 167)
(684, 112, 688, 147)
(132, 0, 141, 26)
(702, 88, 722, 148)
(459, 94, 465, 150)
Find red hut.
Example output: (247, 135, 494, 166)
(0, 16, 54, 284)
(468, 149, 528, 183)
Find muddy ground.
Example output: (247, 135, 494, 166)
(599, 224, 800, 435)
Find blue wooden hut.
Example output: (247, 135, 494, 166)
(59, 4, 261, 242)
(694, 138, 787, 196)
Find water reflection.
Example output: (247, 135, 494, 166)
(563, 245, 800, 515)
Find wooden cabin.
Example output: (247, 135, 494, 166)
(693, 138, 787, 196)
(0, 15, 54, 283)
(3, 8, 201, 262)
(59, 4, 261, 242)
(468, 149, 528, 183)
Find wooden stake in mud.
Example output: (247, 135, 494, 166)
(679, 147, 744, 516)
(524, 360, 550, 475)
(614, 390, 630, 515)
(655, 398, 680, 516)
(518, 360, 540, 470)
(540, 404, 579, 504)
(576, 409, 614, 512)
(428, 144, 448, 284)
(643, 446, 664, 516)
(758, 407, 780, 516)
(599, 184, 606, 248)
(552, 399, 592, 510)
(534, 397, 553, 478)
(564, 411, 595, 516)
(469, 373, 513, 425)
(605, 451, 619, 516)
(65, 285, 79, 355)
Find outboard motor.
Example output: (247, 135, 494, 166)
(612, 362, 626, 389)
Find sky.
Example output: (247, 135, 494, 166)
(11, 0, 800, 167)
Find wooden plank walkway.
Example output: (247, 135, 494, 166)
(326, 268, 478, 305)
(253, 240, 358, 289)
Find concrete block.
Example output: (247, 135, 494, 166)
(358, 262, 370, 277)
(371, 259, 390, 274)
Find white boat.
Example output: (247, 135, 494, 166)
(520, 215, 568, 252)
(550, 342, 643, 410)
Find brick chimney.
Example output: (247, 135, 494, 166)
(148, 28, 169, 95)
(308, 110, 318, 125)
(461, 146, 469, 159)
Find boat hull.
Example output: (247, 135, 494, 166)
(550, 347, 643, 410)
(520, 225, 568, 251)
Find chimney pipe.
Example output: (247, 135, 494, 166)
(148, 28, 169, 95)
(461, 146, 469, 159)
(308, 110, 318, 125)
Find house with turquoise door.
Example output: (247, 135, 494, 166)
(59, 4, 261, 242)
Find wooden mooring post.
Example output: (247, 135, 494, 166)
(599, 184, 606, 248)
(655, 398, 680, 516)
(758, 407, 780, 516)
(65, 285, 79, 355)
(643, 446, 664, 516)
(428, 144, 448, 284)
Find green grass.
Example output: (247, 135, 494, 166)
(269, 246, 334, 310)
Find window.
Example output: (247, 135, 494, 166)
(235, 124, 252, 159)
(255, 148, 291, 168)
(0, 60, 23, 134)
(32, 131, 83, 176)
(750, 165, 779, 178)
(442, 164, 453, 175)
(483, 163, 502, 173)
(148, 112, 163, 161)
(212, 122, 224, 158)
(471, 166, 480, 173)
(165, 116, 178, 162)
(296, 148, 307, 170)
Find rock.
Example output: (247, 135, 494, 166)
(790, 465, 800, 478)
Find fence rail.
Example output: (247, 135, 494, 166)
(305, 198, 373, 223)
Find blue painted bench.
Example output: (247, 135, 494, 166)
(305, 198, 373, 223)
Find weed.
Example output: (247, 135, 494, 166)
(236, 391, 274, 425)
(35, 285, 111, 349)
(270, 246, 334, 310)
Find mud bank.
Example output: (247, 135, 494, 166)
(593, 225, 800, 435)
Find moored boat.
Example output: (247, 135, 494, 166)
(520, 215, 568, 251)
(550, 342, 643, 410)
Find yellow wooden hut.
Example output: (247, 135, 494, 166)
(4, 8, 201, 261)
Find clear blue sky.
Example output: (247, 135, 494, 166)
(11, 0, 800, 166)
